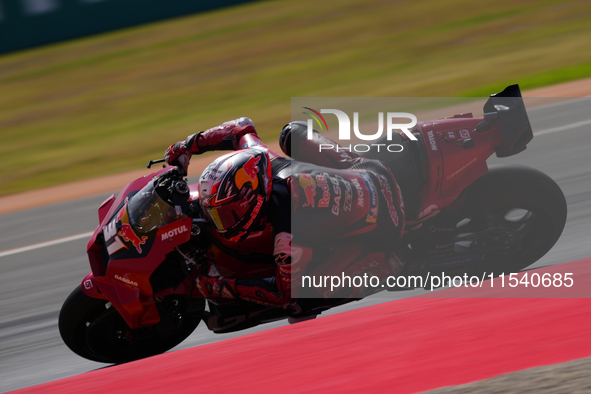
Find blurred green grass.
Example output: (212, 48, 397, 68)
(1, 0, 591, 195)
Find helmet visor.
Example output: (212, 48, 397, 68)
(204, 188, 256, 233)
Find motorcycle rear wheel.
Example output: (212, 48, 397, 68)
(454, 164, 567, 273)
(58, 286, 202, 363)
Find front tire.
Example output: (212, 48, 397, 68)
(58, 286, 202, 363)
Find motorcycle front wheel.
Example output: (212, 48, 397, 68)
(58, 286, 202, 363)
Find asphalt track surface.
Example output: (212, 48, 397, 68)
(1, 97, 590, 392)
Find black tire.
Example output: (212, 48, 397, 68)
(454, 164, 567, 273)
(58, 286, 202, 363)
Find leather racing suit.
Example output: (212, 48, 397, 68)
(165, 118, 406, 312)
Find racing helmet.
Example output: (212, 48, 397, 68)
(199, 148, 273, 242)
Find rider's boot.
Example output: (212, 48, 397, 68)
(196, 275, 289, 308)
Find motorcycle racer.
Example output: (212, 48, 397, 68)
(164, 117, 406, 315)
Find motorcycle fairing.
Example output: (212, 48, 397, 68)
(98, 194, 115, 223)
(85, 217, 194, 329)
(409, 85, 531, 225)
(87, 167, 171, 277)
(85, 167, 194, 329)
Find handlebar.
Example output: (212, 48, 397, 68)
(147, 158, 166, 169)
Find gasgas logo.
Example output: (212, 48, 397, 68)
(114, 275, 138, 287)
(303, 107, 417, 153)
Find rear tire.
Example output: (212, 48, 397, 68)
(455, 164, 567, 273)
(58, 286, 202, 363)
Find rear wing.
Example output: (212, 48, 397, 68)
(477, 84, 534, 157)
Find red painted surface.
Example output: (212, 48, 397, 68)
(13, 258, 591, 394)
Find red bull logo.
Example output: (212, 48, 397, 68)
(243, 155, 260, 181)
(315, 174, 331, 208)
(298, 174, 317, 208)
(234, 155, 261, 190)
(119, 223, 148, 254)
(115, 197, 129, 222)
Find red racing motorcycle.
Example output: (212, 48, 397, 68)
(59, 85, 567, 363)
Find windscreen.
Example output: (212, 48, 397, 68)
(127, 181, 180, 234)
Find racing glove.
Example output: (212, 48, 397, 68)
(164, 117, 257, 175)
(164, 144, 192, 175)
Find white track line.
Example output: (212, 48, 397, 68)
(527, 96, 590, 113)
(0, 231, 94, 258)
(534, 119, 591, 136)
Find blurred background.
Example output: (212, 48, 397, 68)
(1, 0, 591, 195)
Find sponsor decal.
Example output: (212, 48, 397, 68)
(447, 131, 456, 139)
(104, 208, 129, 255)
(344, 179, 352, 212)
(242, 141, 259, 149)
(459, 129, 470, 139)
(243, 155, 260, 181)
(119, 223, 148, 254)
(161, 224, 189, 241)
(427, 130, 437, 151)
(116, 199, 127, 222)
(239, 195, 265, 235)
(377, 175, 399, 227)
(316, 174, 330, 208)
(210, 158, 238, 206)
(298, 174, 317, 208)
(103, 219, 119, 242)
(350, 177, 365, 208)
(278, 264, 292, 280)
(83, 279, 93, 289)
(329, 175, 342, 216)
(360, 173, 378, 223)
(200, 166, 217, 181)
(115, 275, 138, 287)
